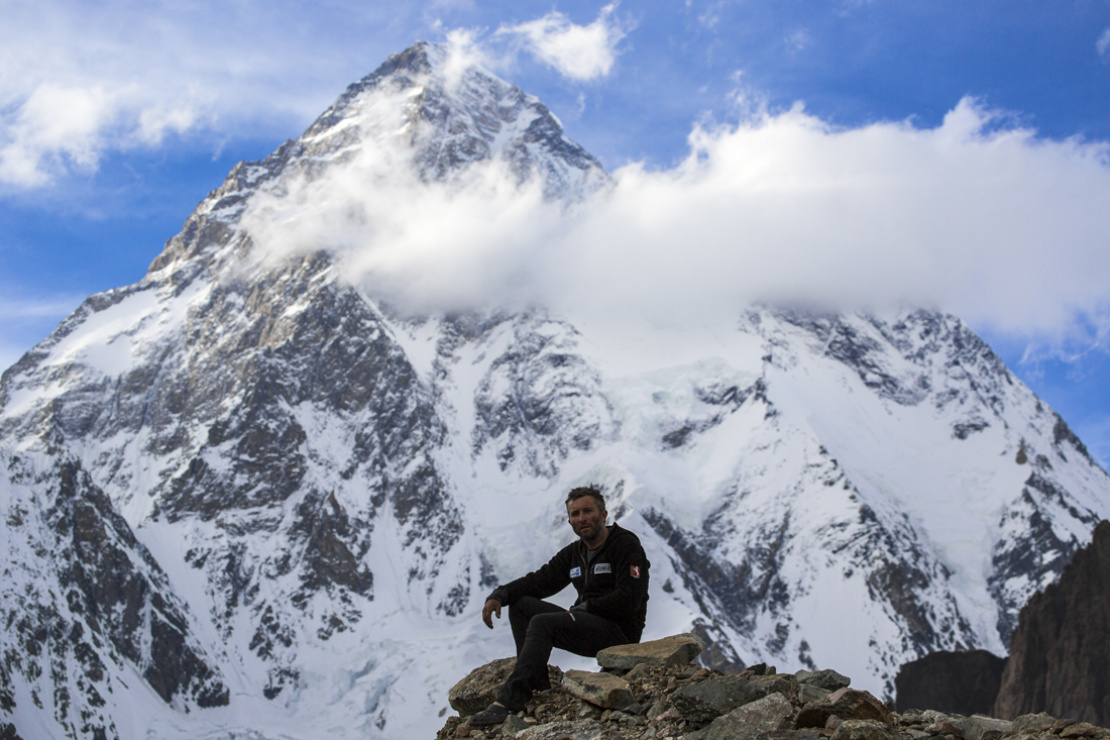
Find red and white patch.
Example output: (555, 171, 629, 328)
(629, 565, 641, 578)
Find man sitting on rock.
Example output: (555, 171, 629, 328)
(469, 485, 651, 727)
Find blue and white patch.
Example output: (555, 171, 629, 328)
(570, 566, 582, 578)
(593, 563, 612, 574)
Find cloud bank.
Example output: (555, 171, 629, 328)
(241, 95, 1110, 345)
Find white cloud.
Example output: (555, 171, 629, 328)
(497, 4, 628, 81)
(785, 29, 812, 54)
(556, 98, 1110, 338)
(0, 0, 409, 187)
(240, 95, 1110, 346)
(1098, 28, 1110, 59)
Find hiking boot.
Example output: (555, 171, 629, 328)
(469, 703, 510, 727)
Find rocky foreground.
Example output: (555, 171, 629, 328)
(437, 635, 1110, 740)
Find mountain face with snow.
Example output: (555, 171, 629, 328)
(2, 42, 1108, 739)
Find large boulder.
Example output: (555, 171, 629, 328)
(684, 692, 795, 740)
(448, 657, 517, 716)
(447, 658, 563, 716)
(795, 688, 890, 729)
(596, 633, 706, 670)
(674, 673, 798, 724)
(995, 520, 1110, 725)
(797, 669, 851, 692)
(561, 669, 633, 710)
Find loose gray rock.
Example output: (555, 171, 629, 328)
(795, 688, 890, 729)
(831, 719, 895, 740)
(961, 714, 1013, 740)
(799, 683, 833, 704)
(502, 714, 531, 735)
(797, 669, 851, 691)
(596, 633, 707, 670)
(1011, 713, 1057, 734)
(448, 657, 517, 716)
(562, 669, 633, 710)
(684, 692, 795, 740)
(516, 719, 604, 740)
(674, 673, 798, 724)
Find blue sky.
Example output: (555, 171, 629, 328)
(2, 0, 1110, 467)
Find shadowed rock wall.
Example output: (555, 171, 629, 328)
(895, 649, 1006, 715)
(995, 520, 1110, 724)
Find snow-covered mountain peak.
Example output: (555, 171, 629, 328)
(3, 43, 1110, 740)
(189, 42, 604, 222)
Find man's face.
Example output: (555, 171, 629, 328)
(567, 496, 607, 544)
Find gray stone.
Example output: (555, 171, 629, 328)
(501, 714, 530, 736)
(674, 673, 798, 724)
(795, 688, 890, 729)
(562, 669, 634, 710)
(448, 657, 516, 716)
(684, 692, 795, 740)
(831, 719, 895, 740)
(1011, 713, 1057, 734)
(797, 669, 852, 691)
(596, 633, 707, 670)
(924, 717, 964, 737)
(961, 715, 1013, 740)
(799, 683, 833, 704)
(516, 719, 604, 740)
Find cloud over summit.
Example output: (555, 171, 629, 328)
(242, 94, 1110, 346)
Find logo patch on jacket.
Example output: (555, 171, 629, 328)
(570, 566, 582, 578)
(630, 565, 641, 578)
(593, 563, 612, 574)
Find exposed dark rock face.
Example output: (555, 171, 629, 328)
(994, 520, 1110, 725)
(895, 649, 1006, 715)
(1, 456, 226, 739)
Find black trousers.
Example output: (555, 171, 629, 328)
(496, 596, 630, 711)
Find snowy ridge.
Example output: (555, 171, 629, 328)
(2, 42, 1110, 739)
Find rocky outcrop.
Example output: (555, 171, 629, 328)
(895, 649, 1006, 715)
(440, 634, 1110, 740)
(994, 520, 1110, 725)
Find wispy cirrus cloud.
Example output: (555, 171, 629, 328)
(1098, 28, 1110, 60)
(496, 3, 630, 81)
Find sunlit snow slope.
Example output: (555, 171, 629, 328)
(1, 42, 1108, 740)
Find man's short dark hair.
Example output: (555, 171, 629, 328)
(565, 485, 606, 511)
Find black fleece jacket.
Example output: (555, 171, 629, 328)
(488, 522, 650, 642)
